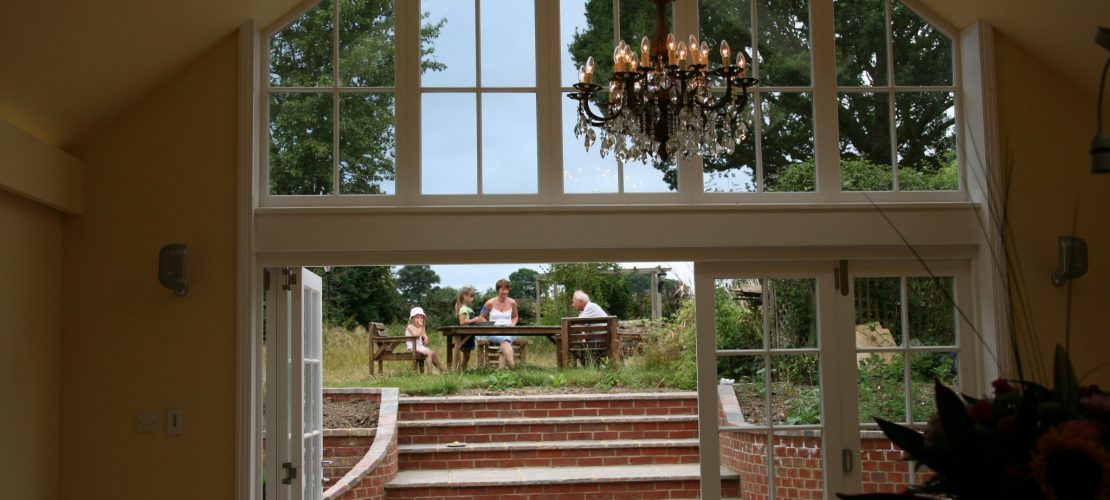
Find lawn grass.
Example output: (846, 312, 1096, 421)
(323, 323, 693, 395)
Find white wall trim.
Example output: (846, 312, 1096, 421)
(959, 21, 1007, 388)
(237, 19, 261, 500)
(0, 118, 85, 215)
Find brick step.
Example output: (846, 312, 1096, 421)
(398, 392, 697, 421)
(396, 415, 699, 445)
(398, 438, 700, 469)
(384, 463, 739, 499)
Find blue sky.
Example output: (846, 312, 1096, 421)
(431, 261, 695, 292)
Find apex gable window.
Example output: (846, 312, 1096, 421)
(260, 0, 963, 205)
(834, 0, 958, 192)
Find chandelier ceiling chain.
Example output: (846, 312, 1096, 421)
(568, 0, 759, 165)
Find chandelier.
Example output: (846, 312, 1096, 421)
(568, 0, 758, 164)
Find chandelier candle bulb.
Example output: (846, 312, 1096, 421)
(566, 0, 758, 163)
(667, 33, 676, 65)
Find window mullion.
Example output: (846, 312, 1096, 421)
(475, 0, 484, 195)
(536, 0, 560, 203)
(394, 0, 421, 204)
(809, 0, 841, 198)
(332, 0, 341, 196)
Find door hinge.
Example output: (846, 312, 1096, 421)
(842, 448, 854, 473)
(281, 268, 297, 291)
(281, 461, 298, 484)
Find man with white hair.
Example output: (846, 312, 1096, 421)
(572, 290, 608, 318)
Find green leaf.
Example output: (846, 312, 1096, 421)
(1053, 344, 1080, 414)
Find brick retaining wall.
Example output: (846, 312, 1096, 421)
(717, 384, 929, 498)
(322, 388, 399, 500)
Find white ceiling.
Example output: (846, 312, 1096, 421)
(1, 0, 1107, 150)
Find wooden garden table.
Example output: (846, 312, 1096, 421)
(437, 325, 565, 368)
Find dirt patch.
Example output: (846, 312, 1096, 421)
(324, 399, 380, 429)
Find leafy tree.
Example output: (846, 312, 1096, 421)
(268, 0, 446, 195)
(509, 268, 540, 324)
(541, 263, 634, 321)
(317, 266, 402, 327)
(397, 265, 441, 307)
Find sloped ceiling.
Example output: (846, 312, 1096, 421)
(0, 0, 1107, 150)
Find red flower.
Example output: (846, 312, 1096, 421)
(970, 400, 994, 423)
(992, 377, 1013, 396)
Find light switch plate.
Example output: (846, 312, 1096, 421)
(136, 412, 158, 433)
(167, 408, 183, 435)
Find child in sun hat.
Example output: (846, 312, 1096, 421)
(405, 306, 445, 373)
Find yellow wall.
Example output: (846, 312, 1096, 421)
(0, 189, 62, 500)
(994, 33, 1110, 387)
(60, 32, 239, 499)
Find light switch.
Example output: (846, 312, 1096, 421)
(136, 412, 158, 433)
(167, 409, 184, 435)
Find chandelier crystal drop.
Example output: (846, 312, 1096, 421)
(567, 0, 758, 165)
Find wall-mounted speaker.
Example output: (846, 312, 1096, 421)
(159, 244, 188, 297)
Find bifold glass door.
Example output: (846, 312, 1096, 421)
(695, 260, 974, 499)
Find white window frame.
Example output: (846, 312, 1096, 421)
(257, 0, 968, 208)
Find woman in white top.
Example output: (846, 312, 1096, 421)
(481, 278, 519, 369)
(405, 306, 445, 372)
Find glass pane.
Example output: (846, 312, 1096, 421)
(715, 280, 763, 350)
(774, 433, 825, 497)
(854, 277, 903, 346)
(269, 92, 334, 195)
(339, 93, 396, 194)
(720, 430, 766, 498)
(718, 356, 767, 425)
(421, 0, 475, 87)
(623, 157, 676, 193)
(834, 0, 887, 86)
(771, 354, 820, 425)
(892, 0, 952, 86)
(767, 278, 817, 349)
(481, 0, 534, 87)
(270, 0, 334, 87)
(482, 93, 537, 194)
(422, 93, 477, 194)
(562, 0, 614, 87)
(699, 0, 754, 77)
(896, 92, 957, 191)
(839, 92, 893, 191)
(762, 92, 815, 192)
(858, 352, 906, 424)
(910, 351, 957, 423)
(338, 0, 394, 87)
(907, 276, 955, 346)
(860, 433, 913, 493)
(562, 93, 618, 193)
(757, 0, 811, 86)
(704, 90, 756, 192)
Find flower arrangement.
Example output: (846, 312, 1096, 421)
(840, 345, 1110, 500)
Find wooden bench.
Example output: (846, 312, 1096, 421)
(367, 322, 424, 375)
(560, 316, 619, 367)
